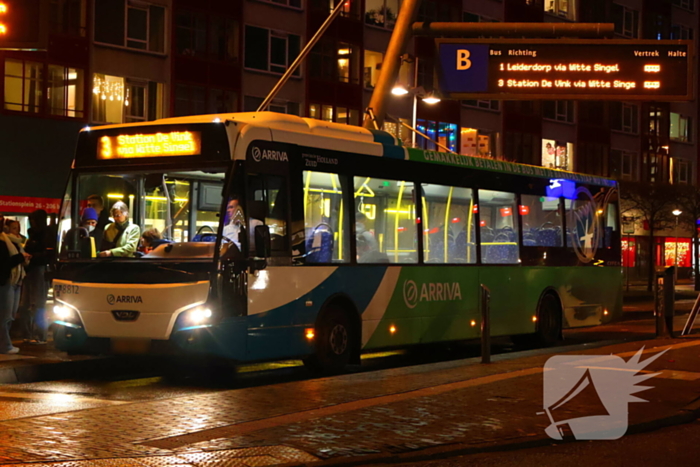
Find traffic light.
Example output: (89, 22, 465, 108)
(0, 0, 48, 51)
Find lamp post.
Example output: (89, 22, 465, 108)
(673, 209, 682, 282)
(391, 57, 440, 148)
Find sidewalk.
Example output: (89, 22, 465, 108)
(0, 337, 105, 384)
(0, 335, 699, 466)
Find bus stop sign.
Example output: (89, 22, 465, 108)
(436, 39, 692, 101)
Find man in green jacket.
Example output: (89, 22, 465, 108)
(99, 201, 141, 258)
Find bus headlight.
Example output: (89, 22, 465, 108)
(54, 305, 73, 320)
(187, 306, 213, 325)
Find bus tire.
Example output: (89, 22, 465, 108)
(536, 293, 562, 347)
(304, 306, 353, 374)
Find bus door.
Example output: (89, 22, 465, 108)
(220, 162, 248, 318)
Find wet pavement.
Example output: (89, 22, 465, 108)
(0, 303, 698, 466)
(0, 328, 697, 466)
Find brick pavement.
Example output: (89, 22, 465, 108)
(0, 338, 698, 466)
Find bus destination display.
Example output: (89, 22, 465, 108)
(98, 131, 201, 160)
(437, 39, 692, 101)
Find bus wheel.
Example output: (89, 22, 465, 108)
(304, 307, 353, 374)
(537, 293, 562, 347)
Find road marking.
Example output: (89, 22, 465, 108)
(0, 391, 127, 405)
(143, 338, 700, 450)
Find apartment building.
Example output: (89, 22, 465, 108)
(0, 0, 696, 278)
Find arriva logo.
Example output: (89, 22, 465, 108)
(107, 294, 143, 305)
(251, 146, 289, 162)
(402, 279, 463, 309)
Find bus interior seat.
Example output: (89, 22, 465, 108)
(192, 225, 217, 242)
(485, 231, 518, 264)
(306, 224, 334, 263)
(536, 227, 561, 247)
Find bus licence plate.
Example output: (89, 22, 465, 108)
(111, 338, 151, 354)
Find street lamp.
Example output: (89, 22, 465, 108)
(391, 84, 441, 147)
(673, 209, 682, 277)
(390, 56, 442, 147)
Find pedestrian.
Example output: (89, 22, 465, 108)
(0, 229, 30, 354)
(21, 210, 51, 344)
(7, 220, 26, 243)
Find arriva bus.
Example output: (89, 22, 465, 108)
(52, 112, 622, 371)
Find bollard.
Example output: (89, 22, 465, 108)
(654, 271, 665, 337)
(663, 266, 675, 338)
(481, 284, 491, 364)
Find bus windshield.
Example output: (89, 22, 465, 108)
(58, 168, 227, 260)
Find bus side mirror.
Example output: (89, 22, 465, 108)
(254, 225, 271, 258)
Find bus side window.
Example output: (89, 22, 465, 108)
(421, 183, 476, 264)
(302, 171, 350, 264)
(353, 176, 417, 264)
(520, 194, 563, 247)
(478, 190, 520, 264)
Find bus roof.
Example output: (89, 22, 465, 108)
(84, 112, 616, 187)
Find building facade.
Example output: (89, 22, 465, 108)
(0, 0, 697, 274)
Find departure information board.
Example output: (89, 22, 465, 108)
(437, 39, 692, 101)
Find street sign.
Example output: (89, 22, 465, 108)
(436, 39, 693, 101)
(0, 0, 49, 51)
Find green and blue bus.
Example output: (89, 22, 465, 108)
(52, 112, 622, 371)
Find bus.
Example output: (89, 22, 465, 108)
(52, 112, 622, 371)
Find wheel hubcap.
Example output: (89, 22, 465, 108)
(329, 324, 348, 355)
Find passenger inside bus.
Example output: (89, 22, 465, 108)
(138, 228, 170, 255)
(356, 212, 383, 263)
(99, 202, 141, 257)
(60, 208, 100, 258)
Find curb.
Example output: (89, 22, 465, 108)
(0, 357, 109, 384)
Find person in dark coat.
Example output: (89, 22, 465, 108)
(0, 230, 30, 354)
(21, 210, 51, 344)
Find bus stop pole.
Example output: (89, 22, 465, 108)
(654, 270, 665, 337)
(664, 266, 676, 338)
(481, 284, 491, 364)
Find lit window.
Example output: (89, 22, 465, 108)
(542, 139, 574, 171)
(670, 113, 692, 143)
(93, 74, 163, 123)
(48, 65, 84, 118)
(460, 128, 499, 159)
(365, 0, 400, 29)
(544, 0, 576, 21)
(364, 50, 383, 88)
(4, 60, 43, 113)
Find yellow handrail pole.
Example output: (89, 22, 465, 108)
(335, 174, 343, 261)
(303, 171, 312, 219)
(467, 197, 474, 263)
(395, 181, 406, 263)
(444, 186, 453, 263)
(422, 196, 429, 261)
